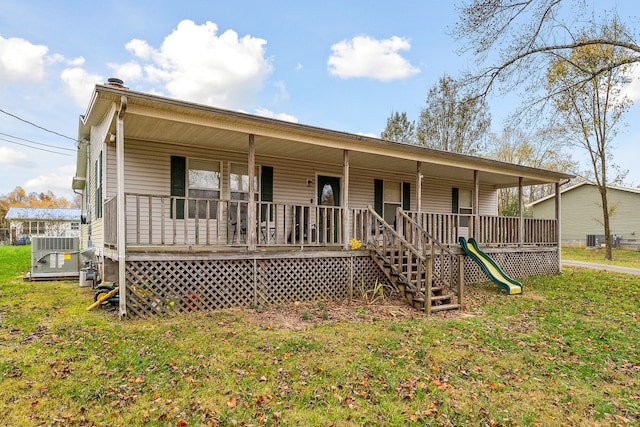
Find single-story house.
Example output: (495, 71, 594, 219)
(530, 181, 640, 249)
(5, 207, 81, 243)
(72, 81, 572, 317)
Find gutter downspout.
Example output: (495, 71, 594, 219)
(117, 95, 127, 317)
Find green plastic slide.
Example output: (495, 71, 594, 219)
(459, 237, 523, 295)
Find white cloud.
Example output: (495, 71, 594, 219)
(0, 146, 28, 165)
(23, 163, 76, 197)
(622, 64, 640, 103)
(328, 35, 420, 81)
(356, 131, 378, 138)
(108, 61, 143, 82)
(125, 39, 154, 60)
(122, 19, 273, 109)
(60, 67, 104, 107)
(0, 35, 48, 83)
(254, 108, 298, 123)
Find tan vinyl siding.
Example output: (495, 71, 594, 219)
(532, 184, 640, 242)
(122, 139, 500, 215)
(106, 142, 117, 199)
(349, 168, 415, 210)
(422, 177, 497, 215)
(88, 132, 105, 248)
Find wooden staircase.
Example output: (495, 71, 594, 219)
(370, 246, 460, 314)
(366, 207, 463, 315)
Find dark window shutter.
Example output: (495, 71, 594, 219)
(451, 188, 459, 213)
(402, 182, 411, 210)
(170, 156, 186, 219)
(374, 179, 383, 216)
(260, 166, 274, 220)
(260, 166, 273, 202)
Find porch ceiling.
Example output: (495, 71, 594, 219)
(123, 113, 551, 188)
(83, 85, 573, 189)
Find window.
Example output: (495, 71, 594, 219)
(230, 163, 259, 201)
(383, 181, 402, 224)
(187, 158, 220, 219)
(453, 188, 473, 227)
(374, 179, 410, 226)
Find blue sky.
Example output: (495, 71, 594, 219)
(1, 0, 639, 201)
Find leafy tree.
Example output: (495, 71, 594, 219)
(489, 127, 577, 215)
(380, 111, 417, 143)
(416, 74, 491, 155)
(546, 23, 632, 260)
(0, 186, 77, 228)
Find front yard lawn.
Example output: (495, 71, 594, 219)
(0, 245, 638, 425)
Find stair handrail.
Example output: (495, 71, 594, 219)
(398, 209, 463, 309)
(366, 207, 426, 300)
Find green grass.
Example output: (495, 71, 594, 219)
(1, 245, 639, 425)
(562, 246, 640, 268)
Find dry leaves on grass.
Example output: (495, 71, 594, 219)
(238, 284, 505, 330)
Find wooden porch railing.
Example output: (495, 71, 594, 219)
(104, 194, 557, 250)
(405, 211, 557, 247)
(120, 193, 343, 248)
(367, 208, 427, 305)
(104, 196, 118, 246)
(397, 209, 463, 314)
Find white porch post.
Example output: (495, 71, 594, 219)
(248, 134, 256, 250)
(342, 149, 350, 249)
(555, 182, 562, 270)
(116, 96, 127, 317)
(518, 177, 524, 247)
(473, 170, 479, 239)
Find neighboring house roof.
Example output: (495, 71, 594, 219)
(74, 84, 573, 189)
(5, 207, 81, 221)
(529, 181, 640, 206)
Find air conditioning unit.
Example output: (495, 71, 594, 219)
(29, 236, 80, 280)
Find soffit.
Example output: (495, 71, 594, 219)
(86, 85, 573, 188)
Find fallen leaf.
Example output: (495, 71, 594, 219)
(227, 397, 237, 408)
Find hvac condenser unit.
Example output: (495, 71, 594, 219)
(29, 236, 80, 280)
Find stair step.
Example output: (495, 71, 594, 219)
(429, 303, 460, 312)
(430, 294, 453, 302)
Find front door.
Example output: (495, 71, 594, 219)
(317, 175, 340, 243)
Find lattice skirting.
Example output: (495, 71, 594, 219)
(123, 253, 390, 318)
(463, 248, 559, 285)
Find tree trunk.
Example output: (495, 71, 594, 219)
(599, 186, 612, 260)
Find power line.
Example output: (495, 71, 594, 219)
(0, 108, 79, 143)
(0, 137, 72, 156)
(0, 132, 76, 152)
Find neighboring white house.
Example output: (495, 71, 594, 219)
(5, 207, 81, 243)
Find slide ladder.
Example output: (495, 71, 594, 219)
(459, 237, 522, 295)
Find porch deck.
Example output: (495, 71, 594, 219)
(101, 194, 558, 317)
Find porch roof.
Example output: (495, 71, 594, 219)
(77, 84, 573, 189)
